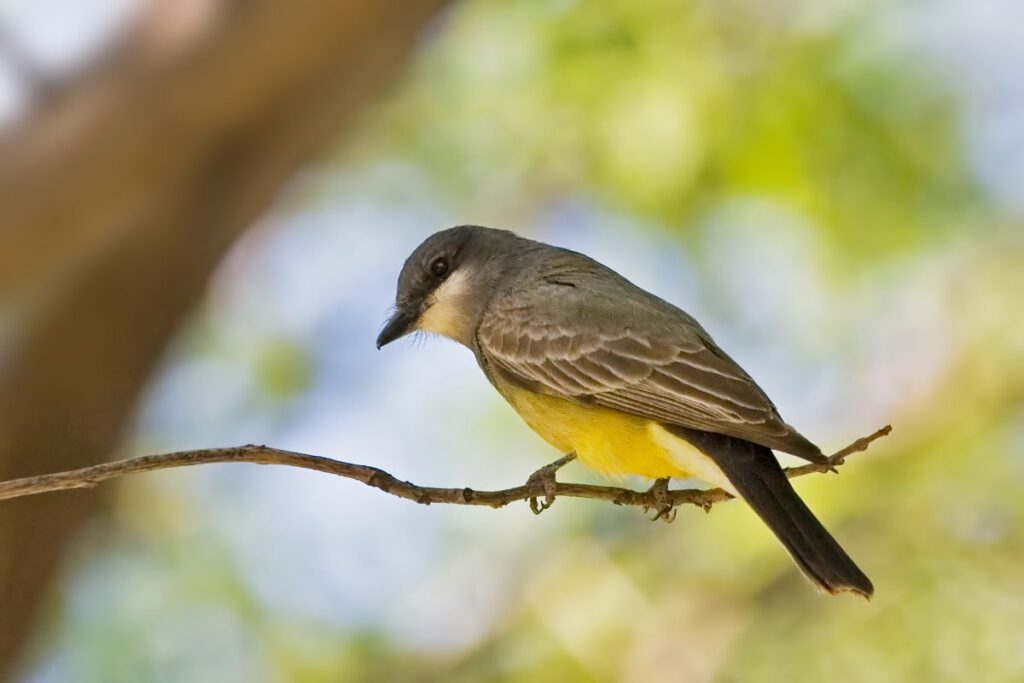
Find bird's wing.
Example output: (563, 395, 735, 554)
(477, 274, 825, 462)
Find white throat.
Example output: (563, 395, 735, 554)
(416, 269, 476, 345)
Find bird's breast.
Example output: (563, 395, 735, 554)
(499, 384, 702, 480)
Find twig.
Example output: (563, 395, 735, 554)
(0, 426, 891, 512)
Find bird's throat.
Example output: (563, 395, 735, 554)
(416, 269, 477, 345)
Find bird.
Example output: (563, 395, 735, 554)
(376, 225, 872, 597)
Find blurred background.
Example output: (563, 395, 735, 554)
(1, 0, 1022, 681)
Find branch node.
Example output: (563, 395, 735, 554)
(366, 470, 392, 494)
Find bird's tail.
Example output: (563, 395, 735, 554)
(668, 426, 873, 598)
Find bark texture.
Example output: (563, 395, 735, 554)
(0, 1, 450, 674)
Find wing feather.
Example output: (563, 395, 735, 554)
(478, 276, 825, 461)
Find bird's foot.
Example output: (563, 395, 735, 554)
(525, 453, 576, 515)
(646, 478, 677, 523)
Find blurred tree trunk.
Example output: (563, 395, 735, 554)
(0, 0, 449, 676)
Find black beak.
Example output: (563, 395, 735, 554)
(376, 306, 420, 349)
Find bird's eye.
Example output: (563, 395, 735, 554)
(430, 256, 450, 278)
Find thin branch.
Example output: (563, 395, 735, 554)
(0, 426, 891, 512)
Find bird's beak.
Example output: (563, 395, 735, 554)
(376, 305, 420, 349)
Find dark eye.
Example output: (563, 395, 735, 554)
(430, 256, 450, 278)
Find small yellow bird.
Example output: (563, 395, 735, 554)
(378, 225, 872, 597)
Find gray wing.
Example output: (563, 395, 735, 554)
(477, 269, 825, 462)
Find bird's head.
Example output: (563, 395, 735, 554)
(377, 225, 519, 349)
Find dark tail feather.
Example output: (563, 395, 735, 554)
(668, 426, 873, 598)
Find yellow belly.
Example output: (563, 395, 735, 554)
(502, 385, 692, 480)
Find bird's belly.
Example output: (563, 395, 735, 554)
(502, 386, 702, 480)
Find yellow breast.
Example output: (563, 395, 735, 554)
(501, 385, 692, 480)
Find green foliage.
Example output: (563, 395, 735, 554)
(374, 0, 981, 261)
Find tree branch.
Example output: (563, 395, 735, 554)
(0, 426, 891, 512)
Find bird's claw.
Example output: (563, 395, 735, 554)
(650, 506, 677, 523)
(645, 478, 677, 523)
(526, 453, 576, 515)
